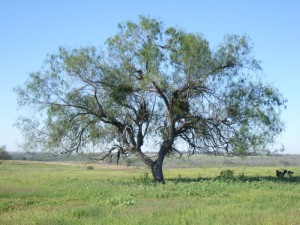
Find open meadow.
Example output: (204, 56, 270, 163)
(0, 158, 300, 225)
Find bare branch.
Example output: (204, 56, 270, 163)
(151, 81, 170, 110)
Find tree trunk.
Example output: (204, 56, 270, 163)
(150, 139, 172, 184)
(134, 150, 164, 182)
(135, 139, 172, 184)
(151, 161, 165, 184)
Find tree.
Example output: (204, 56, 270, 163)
(0, 145, 10, 163)
(15, 16, 286, 183)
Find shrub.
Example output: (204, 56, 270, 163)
(0, 145, 11, 163)
(86, 166, 94, 170)
(215, 169, 235, 181)
(276, 169, 293, 178)
(125, 158, 134, 166)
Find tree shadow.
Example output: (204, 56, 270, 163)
(166, 176, 300, 184)
(167, 177, 211, 183)
(237, 175, 300, 183)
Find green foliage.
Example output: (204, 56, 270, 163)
(0, 145, 11, 162)
(215, 169, 235, 181)
(15, 16, 286, 182)
(109, 83, 134, 104)
(86, 165, 94, 170)
(122, 199, 137, 206)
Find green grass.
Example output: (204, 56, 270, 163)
(0, 161, 300, 225)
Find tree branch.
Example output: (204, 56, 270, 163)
(151, 81, 170, 110)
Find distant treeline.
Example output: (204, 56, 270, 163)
(6, 151, 96, 162)
(4, 151, 300, 168)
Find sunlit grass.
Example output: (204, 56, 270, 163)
(0, 161, 299, 225)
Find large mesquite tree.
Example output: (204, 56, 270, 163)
(15, 16, 286, 183)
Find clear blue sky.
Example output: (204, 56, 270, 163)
(0, 0, 299, 154)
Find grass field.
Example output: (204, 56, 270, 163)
(0, 160, 300, 225)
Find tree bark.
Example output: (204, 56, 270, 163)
(149, 139, 172, 183)
(151, 161, 165, 184)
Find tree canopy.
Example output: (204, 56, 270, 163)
(15, 16, 286, 182)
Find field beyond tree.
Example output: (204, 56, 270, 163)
(0, 158, 299, 225)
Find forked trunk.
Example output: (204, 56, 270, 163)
(136, 139, 172, 184)
(150, 140, 171, 184)
(151, 161, 165, 184)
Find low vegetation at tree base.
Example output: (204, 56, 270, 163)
(1, 161, 299, 225)
(15, 16, 286, 183)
